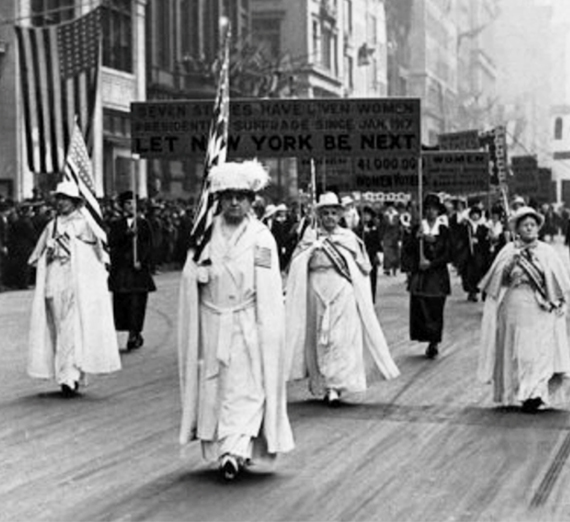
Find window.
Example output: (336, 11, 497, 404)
(344, 55, 353, 90)
(102, 0, 133, 73)
(312, 19, 320, 64)
(156, 1, 172, 69)
(322, 26, 333, 70)
(555, 117, 563, 140)
(31, 0, 74, 26)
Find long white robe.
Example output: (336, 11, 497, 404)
(28, 211, 121, 381)
(178, 216, 294, 460)
(285, 227, 400, 394)
(478, 241, 570, 406)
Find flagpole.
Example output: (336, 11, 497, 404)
(132, 154, 139, 268)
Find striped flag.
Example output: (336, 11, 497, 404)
(190, 25, 231, 261)
(15, 8, 101, 174)
(63, 122, 109, 266)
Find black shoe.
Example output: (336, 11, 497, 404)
(133, 333, 144, 349)
(425, 343, 439, 359)
(467, 293, 478, 302)
(521, 397, 543, 413)
(324, 389, 341, 408)
(61, 382, 79, 398)
(220, 455, 240, 481)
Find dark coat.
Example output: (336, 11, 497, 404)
(108, 216, 156, 293)
(402, 223, 451, 297)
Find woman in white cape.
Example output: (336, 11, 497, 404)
(285, 192, 399, 406)
(478, 206, 570, 412)
(28, 181, 120, 396)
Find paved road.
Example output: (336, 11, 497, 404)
(2, 241, 570, 522)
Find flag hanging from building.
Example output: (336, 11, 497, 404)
(189, 24, 231, 261)
(63, 121, 109, 265)
(15, 7, 101, 174)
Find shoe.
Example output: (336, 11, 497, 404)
(220, 454, 240, 481)
(133, 333, 144, 349)
(61, 382, 79, 398)
(127, 333, 143, 351)
(425, 343, 439, 359)
(521, 397, 543, 413)
(324, 389, 341, 407)
(467, 293, 478, 302)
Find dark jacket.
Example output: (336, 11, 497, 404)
(108, 216, 156, 293)
(402, 222, 451, 296)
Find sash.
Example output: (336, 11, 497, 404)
(517, 248, 548, 302)
(320, 237, 352, 283)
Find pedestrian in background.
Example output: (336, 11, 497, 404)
(108, 191, 156, 352)
(402, 193, 451, 359)
(459, 205, 491, 302)
(379, 201, 402, 277)
(27, 181, 120, 397)
(478, 206, 570, 412)
(178, 160, 294, 481)
(286, 192, 399, 407)
(355, 206, 382, 302)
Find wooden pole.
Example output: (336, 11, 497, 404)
(132, 154, 139, 267)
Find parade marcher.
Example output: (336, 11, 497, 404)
(285, 192, 400, 407)
(379, 201, 401, 277)
(27, 181, 121, 396)
(271, 203, 296, 271)
(402, 193, 451, 359)
(178, 160, 294, 481)
(459, 206, 491, 302)
(341, 195, 360, 231)
(488, 205, 507, 264)
(478, 206, 570, 412)
(108, 191, 156, 352)
(355, 206, 382, 302)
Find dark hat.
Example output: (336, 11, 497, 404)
(468, 205, 483, 217)
(118, 191, 134, 206)
(423, 193, 445, 214)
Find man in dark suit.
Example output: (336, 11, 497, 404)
(108, 191, 156, 351)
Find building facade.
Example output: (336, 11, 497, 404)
(0, 0, 147, 201)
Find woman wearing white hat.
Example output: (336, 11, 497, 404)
(285, 192, 399, 407)
(479, 206, 570, 412)
(178, 161, 294, 481)
(27, 181, 121, 397)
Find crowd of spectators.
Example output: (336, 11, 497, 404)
(1, 189, 569, 292)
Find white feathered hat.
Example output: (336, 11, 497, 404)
(209, 160, 270, 194)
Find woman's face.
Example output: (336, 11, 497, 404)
(425, 205, 439, 221)
(55, 195, 76, 216)
(220, 190, 252, 224)
(517, 216, 540, 242)
(318, 206, 341, 232)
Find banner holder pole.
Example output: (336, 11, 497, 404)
(132, 153, 140, 267)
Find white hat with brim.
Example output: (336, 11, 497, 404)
(316, 192, 343, 209)
(275, 203, 288, 213)
(52, 180, 82, 200)
(508, 205, 544, 230)
(263, 204, 277, 219)
(341, 195, 354, 206)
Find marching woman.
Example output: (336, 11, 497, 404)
(285, 192, 400, 407)
(177, 161, 294, 481)
(478, 206, 570, 412)
(28, 181, 121, 396)
(401, 193, 451, 359)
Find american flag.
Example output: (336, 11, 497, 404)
(15, 8, 101, 174)
(190, 25, 231, 262)
(63, 122, 109, 266)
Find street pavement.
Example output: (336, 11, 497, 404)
(2, 239, 570, 522)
